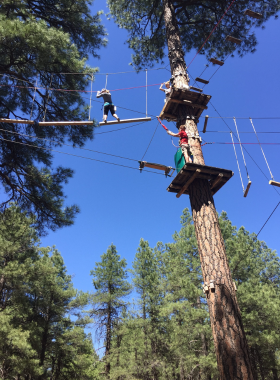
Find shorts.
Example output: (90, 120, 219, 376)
(181, 144, 191, 156)
(104, 104, 115, 116)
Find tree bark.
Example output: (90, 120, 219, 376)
(163, 0, 255, 378)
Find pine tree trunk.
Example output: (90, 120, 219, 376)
(106, 302, 112, 377)
(163, 0, 255, 378)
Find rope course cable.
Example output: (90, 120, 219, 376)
(250, 118, 275, 181)
(208, 101, 280, 197)
(0, 136, 166, 176)
(230, 131, 245, 193)
(141, 121, 159, 160)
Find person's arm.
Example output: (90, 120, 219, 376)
(167, 130, 179, 137)
(159, 83, 165, 92)
(96, 91, 102, 98)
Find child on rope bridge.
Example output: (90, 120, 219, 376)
(96, 89, 120, 123)
(158, 117, 191, 163)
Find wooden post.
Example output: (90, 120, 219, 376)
(163, 0, 254, 378)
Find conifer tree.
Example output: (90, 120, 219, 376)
(106, 2, 280, 378)
(90, 244, 131, 377)
(0, 0, 107, 233)
(0, 205, 99, 379)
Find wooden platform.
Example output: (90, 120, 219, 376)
(167, 163, 233, 198)
(244, 9, 262, 19)
(99, 117, 151, 126)
(0, 119, 34, 124)
(159, 89, 211, 122)
(39, 121, 94, 126)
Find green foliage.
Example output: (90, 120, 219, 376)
(0, 205, 99, 379)
(107, 0, 280, 69)
(0, 0, 107, 232)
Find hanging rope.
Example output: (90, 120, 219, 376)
(88, 73, 93, 121)
(43, 74, 53, 122)
(105, 74, 108, 89)
(250, 118, 274, 180)
(230, 131, 245, 193)
(146, 69, 148, 117)
(233, 117, 250, 182)
(30, 74, 38, 120)
(141, 121, 159, 160)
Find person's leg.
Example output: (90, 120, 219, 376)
(111, 105, 120, 121)
(103, 106, 109, 122)
(181, 144, 190, 163)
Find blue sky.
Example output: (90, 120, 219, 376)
(39, 1, 280, 296)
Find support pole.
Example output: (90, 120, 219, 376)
(163, 0, 254, 378)
(89, 74, 93, 121)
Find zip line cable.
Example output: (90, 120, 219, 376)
(0, 136, 166, 176)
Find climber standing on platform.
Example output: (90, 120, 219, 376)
(96, 89, 120, 123)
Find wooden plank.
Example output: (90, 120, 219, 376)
(182, 100, 208, 110)
(176, 169, 201, 198)
(211, 173, 224, 189)
(269, 180, 280, 188)
(144, 163, 168, 171)
(244, 9, 262, 19)
(190, 86, 203, 93)
(203, 115, 209, 133)
(0, 119, 34, 124)
(39, 121, 94, 126)
(226, 35, 242, 44)
(209, 58, 224, 66)
(161, 112, 177, 121)
(99, 117, 151, 126)
(195, 77, 209, 85)
(243, 180, 252, 198)
(182, 163, 233, 178)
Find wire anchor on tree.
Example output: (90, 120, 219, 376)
(233, 118, 251, 197)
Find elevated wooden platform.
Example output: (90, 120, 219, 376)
(139, 161, 175, 177)
(159, 89, 211, 122)
(0, 119, 34, 124)
(167, 163, 233, 198)
(39, 121, 93, 126)
(99, 117, 151, 126)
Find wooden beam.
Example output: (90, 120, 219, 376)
(211, 173, 223, 189)
(99, 117, 151, 126)
(203, 115, 209, 133)
(226, 35, 242, 45)
(244, 9, 262, 19)
(0, 119, 34, 124)
(243, 181, 252, 198)
(169, 98, 208, 110)
(195, 77, 209, 85)
(269, 180, 280, 188)
(161, 112, 177, 121)
(39, 121, 94, 126)
(209, 58, 224, 66)
(190, 86, 203, 93)
(176, 169, 201, 198)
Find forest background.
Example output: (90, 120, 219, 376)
(0, 0, 280, 378)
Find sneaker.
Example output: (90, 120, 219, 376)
(117, 117, 120, 122)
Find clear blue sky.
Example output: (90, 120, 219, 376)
(40, 1, 280, 295)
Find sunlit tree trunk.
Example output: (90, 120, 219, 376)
(163, 0, 255, 378)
